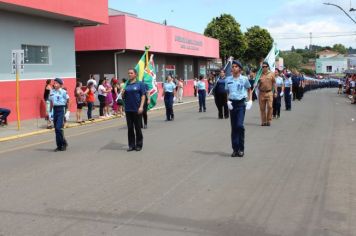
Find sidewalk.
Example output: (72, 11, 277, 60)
(0, 96, 206, 142)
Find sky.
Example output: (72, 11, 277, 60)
(109, 0, 356, 51)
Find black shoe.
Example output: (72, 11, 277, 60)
(237, 151, 244, 157)
(54, 147, 65, 152)
(231, 151, 238, 157)
(165, 119, 171, 121)
(135, 147, 142, 151)
(127, 147, 135, 152)
(203, 109, 206, 112)
(199, 110, 202, 112)
(218, 116, 223, 119)
(171, 115, 174, 121)
(224, 116, 229, 119)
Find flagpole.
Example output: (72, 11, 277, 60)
(208, 56, 233, 96)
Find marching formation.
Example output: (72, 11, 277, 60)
(38, 46, 340, 157)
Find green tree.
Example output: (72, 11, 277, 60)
(332, 44, 347, 54)
(204, 14, 247, 62)
(281, 52, 303, 69)
(243, 26, 273, 65)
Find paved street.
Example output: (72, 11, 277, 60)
(0, 89, 355, 236)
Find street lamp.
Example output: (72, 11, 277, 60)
(323, 2, 356, 24)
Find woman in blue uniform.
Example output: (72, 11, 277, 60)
(284, 73, 293, 111)
(163, 75, 176, 121)
(197, 75, 207, 112)
(122, 69, 146, 151)
(272, 69, 284, 119)
(49, 78, 69, 152)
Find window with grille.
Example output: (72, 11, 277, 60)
(21, 45, 50, 64)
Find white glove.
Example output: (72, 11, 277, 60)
(246, 100, 253, 110)
(173, 97, 177, 102)
(290, 91, 292, 95)
(227, 101, 233, 110)
(65, 111, 70, 121)
(280, 92, 284, 97)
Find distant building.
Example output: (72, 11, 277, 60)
(316, 55, 348, 74)
(317, 49, 339, 59)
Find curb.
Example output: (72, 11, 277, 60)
(0, 97, 212, 143)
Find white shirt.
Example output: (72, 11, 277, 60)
(98, 85, 107, 96)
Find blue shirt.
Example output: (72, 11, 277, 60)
(215, 77, 227, 94)
(276, 76, 284, 87)
(197, 81, 206, 90)
(292, 75, 299, 86)
(225, 75, 251, 100)
(163, 82, 176, 93)
(124, 81, 146, 112)
(284, 78, 292, 87)
(49, 88, 69, 106)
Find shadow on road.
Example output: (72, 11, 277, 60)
(193, 150, 230, 157)
(100, 141, 127, 151)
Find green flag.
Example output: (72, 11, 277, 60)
(143, 55, 158, 110)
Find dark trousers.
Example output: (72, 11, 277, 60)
(0, 108, 11, 124)
(164, 92, 174, 120)
(141, 102, 148, 126)
(230, 100, 246, 152)
(87, 102, 93, 119)
(214, 92, 228, 118)
(292, 84, 298, 101)
(198, 90, 206, 111)
(194, 87, 197, 97)
(273, 87, 282, 117)
(284, 87, 292, 110)
(297, 87, 304, 100)
(126, 112, 143, 148)
(98, 95, 106, 116)
(53, 106, 66, 148)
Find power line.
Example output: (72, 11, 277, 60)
(275, 33, 356, 40)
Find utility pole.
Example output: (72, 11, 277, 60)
(323, 2, 356, 24)
(309, 32, 312, 51)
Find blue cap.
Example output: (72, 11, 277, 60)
(232, 60, 243, 69)
(54, 78, 63, 85)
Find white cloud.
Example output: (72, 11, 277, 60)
(265, 0, 356, 50)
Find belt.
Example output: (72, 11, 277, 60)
(260, 90, 271, 93)
(229, 98, 246, 102)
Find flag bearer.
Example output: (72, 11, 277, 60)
(49, 78, 69, 152)
(225, 60, 252, 158)
(122, 69, 146, 152)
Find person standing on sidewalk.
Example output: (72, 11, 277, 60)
(214, 69, 229, 119)
(177, 78, 184, 103)
(225, 60, 252, 158)
(258, 62, 277, 126)
(122, 69, 146, 152)
(49, 78, 69, 152)
(43, 79, 53, 129)
(84, 81, 95, 121)
(163, 75, 176, 121)
(197, 75, 207, 112)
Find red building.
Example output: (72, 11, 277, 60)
(0, 0, 108, 121)
(75, 9, 220, 97)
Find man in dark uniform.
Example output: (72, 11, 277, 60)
(49, 78, 69, 152)
(214, 69, 229, 119)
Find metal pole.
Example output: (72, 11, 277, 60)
(15, 62, 21, 130)
(323, 2, 356, 24)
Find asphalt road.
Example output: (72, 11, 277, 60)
(0, 89, 355, 236)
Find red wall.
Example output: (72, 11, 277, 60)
(75, 15, 219, 59)
(0, 0, 108, 24)
(0, 78, 76, 122)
